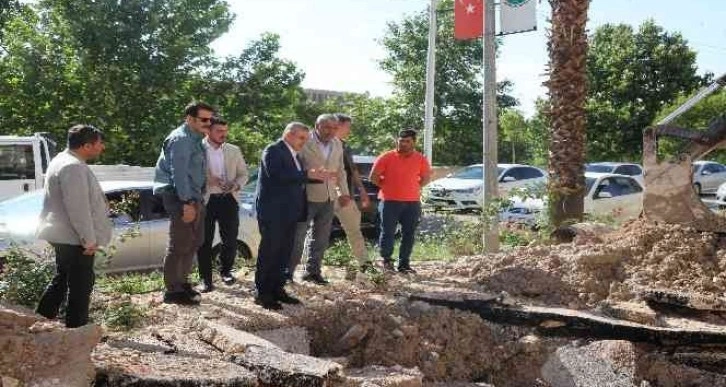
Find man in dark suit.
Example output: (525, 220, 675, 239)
(254, 122, 331, 310)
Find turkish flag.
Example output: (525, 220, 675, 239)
(454, 0, 484, 40)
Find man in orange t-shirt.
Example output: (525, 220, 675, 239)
(369, 129, 431, 273)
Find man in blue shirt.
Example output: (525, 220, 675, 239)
(154, 101, 213, 305)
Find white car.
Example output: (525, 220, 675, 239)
(0, 181, 260, 273)
(585, 162, 644, 185)
(423, 163, 546, 210)
(693, 160, 726, 195)
(504, 172, 644, 223)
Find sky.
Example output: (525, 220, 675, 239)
(211, 0, 726, 117)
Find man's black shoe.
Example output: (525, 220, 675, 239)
(254, 295, 282, 310)
(275, 289, 302, 305)
(198, 283, 214, 293)
(182, 283, 202, 302)
(382, 260, 395, 272)
(397, 266, 417, 275)
(163, 291, 200, 305)
(302, 273, 329, 285)
(221, 272, 236, 285)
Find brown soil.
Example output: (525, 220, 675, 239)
(448, 218, 726, 308)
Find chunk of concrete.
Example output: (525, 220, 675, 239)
(1, 305, 102, 387)
(253, 326, 310, 355)
(230, 345, 342, 387)
(343, 365, 423, 387)
(541, 342, 635, 387)
(197, 320, 280, 354)
(93, 344, 258, 386)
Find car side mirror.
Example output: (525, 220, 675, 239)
(502, 176, 516, 182)
(596, 191, 612, 199)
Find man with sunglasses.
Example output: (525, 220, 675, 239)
(154, 101, 214, 305)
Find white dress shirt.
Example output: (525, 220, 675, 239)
(205, 142, 226, 194)
(284, 141, 302, 171)
(312, 131, 332, 160)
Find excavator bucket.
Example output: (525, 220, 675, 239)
(642, 73, 726, 232)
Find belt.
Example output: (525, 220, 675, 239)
(209, 192, 232, 198)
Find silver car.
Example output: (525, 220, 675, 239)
(0, 181, 260, 273)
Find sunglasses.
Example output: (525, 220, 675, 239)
(195, 116, 212, 123)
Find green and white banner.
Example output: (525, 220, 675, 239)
(500, 0, 536, 35)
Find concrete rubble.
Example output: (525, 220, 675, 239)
(1, 302, 102, 387)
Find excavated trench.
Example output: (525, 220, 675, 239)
(7, 218, 726, 386)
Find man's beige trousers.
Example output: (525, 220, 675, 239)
(334, 201, 369, 265)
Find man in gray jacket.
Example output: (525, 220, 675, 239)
(154, 101, 213, 305)
(36, 124, 112, 328)
(289, 114, 350, 285)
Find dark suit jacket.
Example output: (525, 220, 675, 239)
(255, 140, 308, 225)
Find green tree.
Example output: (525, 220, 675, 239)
(654, 89, 726, 163)
(379, 0, 517, 165)
(586, 20, 705, 161)
(200, 32, 306, 163)
(0, 1, 308, 167)
(39, 0, 234, 165)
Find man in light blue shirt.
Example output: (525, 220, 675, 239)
(154, 101, 213, 305)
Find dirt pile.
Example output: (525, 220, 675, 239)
(449, 219, 726, 308)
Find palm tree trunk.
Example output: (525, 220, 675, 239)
(545, 0, 590, 227)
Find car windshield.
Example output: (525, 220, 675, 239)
(586, 164, 614, 173)
(585, 177, 596, 193)
(452, 166, 502, 179)
(0, 190, 44, 220)
(0, 144, 36, 180)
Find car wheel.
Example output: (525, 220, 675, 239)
(694, 183, 702, 196)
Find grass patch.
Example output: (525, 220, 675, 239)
(97, 270, 165, 295)
(100, 296, 148, 330)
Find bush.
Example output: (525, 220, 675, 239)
(0, 246, 54, 308)
(102, 297, 147, 330)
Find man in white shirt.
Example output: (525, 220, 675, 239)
(197, 117, 249, 292)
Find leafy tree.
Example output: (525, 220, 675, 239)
(379, 0, 517, 165)
(654, 89, 726, 163)
(0, 1, 309, 168)
(200, 32, 306, 163)
(586, 20, 705, 161)
(38, 0, 234, 165)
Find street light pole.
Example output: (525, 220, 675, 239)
(482, 0, 499, 253)
(423, 0, 438, 165)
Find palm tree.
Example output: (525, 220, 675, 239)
(544, 0, 590, 227)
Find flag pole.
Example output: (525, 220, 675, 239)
(423, 0, 438, 165)
(482, 0, 499, 253)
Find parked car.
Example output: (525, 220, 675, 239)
(716, 182, 726, 202)
(0, 181, 260, 273)
(423, 163, 546, 211)
(240, 155, 381, 234)
(692, 160, 726, 195)
(499, 202, 543, 227)
(585, 162, 644, 185)
(504, 172, 644, 224)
